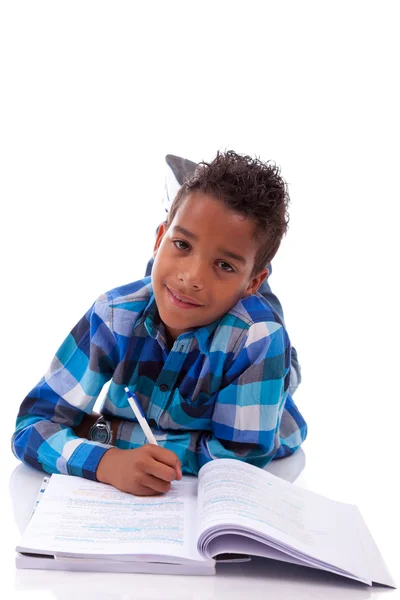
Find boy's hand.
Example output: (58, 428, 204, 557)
(96, 445, 182, 496)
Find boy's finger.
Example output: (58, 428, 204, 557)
(135, 484, 161, 497)
(147, 446, 182, 480)
(142, 474, 171, 494)
(147, 461, 177, 483)
(149, 446, 182, 470)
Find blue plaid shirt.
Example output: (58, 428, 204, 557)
(12, 277, 307, 480)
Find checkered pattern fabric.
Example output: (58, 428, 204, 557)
(12, 277, 307, 479)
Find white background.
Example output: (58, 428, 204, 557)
(0, 1, 399, 598)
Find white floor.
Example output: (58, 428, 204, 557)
(3, 414, 398, 599)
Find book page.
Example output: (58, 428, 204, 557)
(17, 473, 207, 564)
(198, 460, 318, 548)
(197, 459, 394, 586)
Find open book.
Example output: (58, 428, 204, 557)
(16, 459, 395, 586)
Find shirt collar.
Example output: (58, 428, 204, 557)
(134, 291, 223, 353)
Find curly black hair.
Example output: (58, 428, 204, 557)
(166, 150, 290, 275)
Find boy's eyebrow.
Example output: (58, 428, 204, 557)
(172, 225, 247, 264)
(217, 248, 247, 264)
(173, 225, 198, 240)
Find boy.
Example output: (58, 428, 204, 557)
(12, 151, 307, 496)
(147, 153, 302, 397)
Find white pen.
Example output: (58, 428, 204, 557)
(124, 387, 158, 446)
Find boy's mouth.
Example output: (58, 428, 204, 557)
(166, 286, 203, 309)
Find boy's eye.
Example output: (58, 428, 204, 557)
(173, 240, 190, 251)
(216, 260, 235, 273)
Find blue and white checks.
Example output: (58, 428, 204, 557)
(12, 277, 307, 480)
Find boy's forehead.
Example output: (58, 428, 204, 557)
(173, 192, 254, 232)
(170, 192, 259, 256)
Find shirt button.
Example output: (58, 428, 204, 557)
(160, 384, 169, 392)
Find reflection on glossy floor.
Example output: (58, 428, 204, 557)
(4, 436, 398, 600)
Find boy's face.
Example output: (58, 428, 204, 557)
(152, 192, 268, 342)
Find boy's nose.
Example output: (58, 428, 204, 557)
(177, 264, 205, 290)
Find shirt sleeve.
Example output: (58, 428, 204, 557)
(12, 292, 119, 480)
(196, 320, 306, 471)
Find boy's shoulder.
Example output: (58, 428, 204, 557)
(104, 277, 153, 304)
(205, 292, 287, 358)
(98, 277, 153, 306)
(93, 277, 154, 326)
(225, 291, 284, 330)
(103, 276, 153, 305)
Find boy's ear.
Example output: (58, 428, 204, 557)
(244, 268, 269, 297)
(153, 222, 168, 257)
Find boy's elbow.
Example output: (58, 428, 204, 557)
(12, 427, 36, 467)
(11, 419, 56, 473)
(273, 421, 308, 459)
